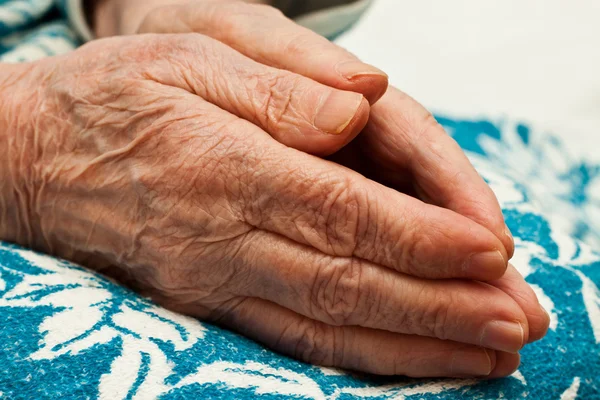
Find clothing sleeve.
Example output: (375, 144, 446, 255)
(54, 0, 94, 42)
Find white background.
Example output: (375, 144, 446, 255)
(337, 0, 600, 159)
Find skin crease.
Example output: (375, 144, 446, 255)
(117, 0, 549, 362)
(0, 1, 550, 377)
(117, 0, 518, 255)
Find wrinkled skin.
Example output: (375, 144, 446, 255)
(0, 1, 550, 378)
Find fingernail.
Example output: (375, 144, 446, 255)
(335, 60, 388, 81)
(465, 250, 506, 276)
(313, 91, 363, 134)
(451, 348, 493, 376)
(480, 321, 524, 353)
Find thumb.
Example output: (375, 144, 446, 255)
(144, 33, 370, 156)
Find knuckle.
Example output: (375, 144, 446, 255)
(351, 187, 384, 261)
(291, 319, 336, 366)
(401, 222, 438, 275)
(234, 143, 294, 223)
(251, 72, 302, 130)
(430, 295, 454, 340)
(318, 178, 362, 256)
(415, 288, 455, 340)
(150, 240, 206, 287)
(240, 164, 365, 257)
(146, 238, 249, 307)
(310, 258, 364, 326)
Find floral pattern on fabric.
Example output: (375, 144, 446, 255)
(1, 117, 599, 399)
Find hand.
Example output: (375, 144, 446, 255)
(89, 0, 384, 156)
(92, 0, 390, 114)
(2, 34, 533, 377)
(112, 0, 550, 356)
(330, 87, 550, 352)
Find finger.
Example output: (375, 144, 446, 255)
(137, 85, 506, 281)
(138, 1, 389, 104)
(211, 297, 499, 377)
(487, 352, 521, 379)
(229, 230, 527, 353)
(143, 33, 369, 156)
(234, 132, 509, 280)
(489, 264, 550, 343)
(361, 87, 514, 258)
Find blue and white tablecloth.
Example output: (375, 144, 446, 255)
(1, 117, 599, 399)
(1, 0, 599, 398)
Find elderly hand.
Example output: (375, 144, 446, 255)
(92, 0, 390, 114)
(331, 86, 552, 369)
(102, 0, 550, 370)
(0, 33, 541, 377)
(108, 0, 514, 252)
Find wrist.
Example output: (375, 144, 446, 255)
(0, 62, 46, 247)
(86, 0, 119, 37)
(91, 0, 185, 37)
(90, 0, 272, 37)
